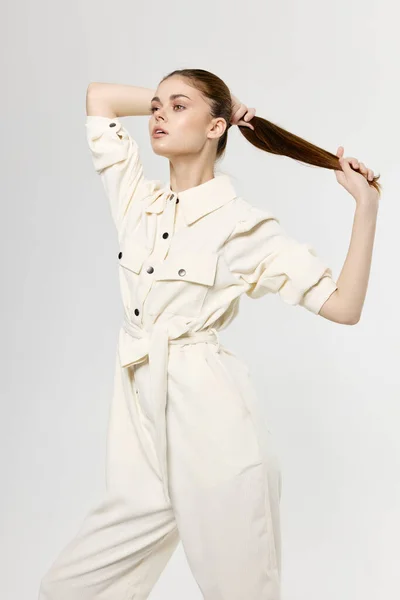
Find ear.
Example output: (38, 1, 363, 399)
(207, 117, 228, 140)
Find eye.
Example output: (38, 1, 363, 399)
(149, 104, 185, 113)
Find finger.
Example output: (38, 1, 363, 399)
(237, 103, 247, 120)
(358, 163, 369, 180)
(367, 169, 374, 181)
(358, 162, 368, 175)
(346, 157, 359, 169)
(232, 104, 245, 123)
(231, 110, 242, 124)
(238, 120, 254, 130)
(244, 118, 255, 130)
(336, 146, 345, 158)
(244, 108, 256, 121)
(339, 157, 353, 175)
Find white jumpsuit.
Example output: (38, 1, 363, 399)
(38, 115, 338, 600)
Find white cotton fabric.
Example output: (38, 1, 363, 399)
(38, 115, 338, 600)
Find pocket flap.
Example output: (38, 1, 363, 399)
(155, 251, 218, 286)
(118, 240, 148, 274)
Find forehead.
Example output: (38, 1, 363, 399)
(154, 77, 201, 102)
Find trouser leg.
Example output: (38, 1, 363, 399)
(167, 342, 282, 600)
(38, 491, 179, 600)
(39, 355, 180, 600)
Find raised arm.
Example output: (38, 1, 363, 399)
(86, 82, 155, 118)
(84, 83, 158, 232)
(318, 150, 380, 325)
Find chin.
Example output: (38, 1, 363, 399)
(151, 141, 178, 158)
(152, 146, 172, 158)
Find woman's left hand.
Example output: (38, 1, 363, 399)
(230, 94, 256, 130)
(335, 146, 379, 206)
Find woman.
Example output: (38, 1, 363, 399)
(39, 69, 381, 600)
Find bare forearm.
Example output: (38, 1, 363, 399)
(323, 200, 379, 324)
(86, 82, 155, 118)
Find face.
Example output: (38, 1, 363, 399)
(148, 76, 226, 159)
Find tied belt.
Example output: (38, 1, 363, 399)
(118, 314, 221, 503)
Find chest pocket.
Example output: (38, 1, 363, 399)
(117, 240, 148, 274)
(146, 251, 219, 318)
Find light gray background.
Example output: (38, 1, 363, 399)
(2, 1, 399, 598)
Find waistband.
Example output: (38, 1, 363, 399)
(122, 315, 220, 349)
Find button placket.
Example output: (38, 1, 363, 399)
(139, 193, 178, 312)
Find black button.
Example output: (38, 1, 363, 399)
(134, 308, 140, 316)
(176, 198, 179, 203)
(147, 266, 154, 274)
(162, 232, 169, 239)
(118, 251, 122, 259)
(109, 122, 116, 127)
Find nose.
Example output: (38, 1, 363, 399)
(153, 106, 167, 121)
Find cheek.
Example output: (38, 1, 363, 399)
(175, 118, 206, 151)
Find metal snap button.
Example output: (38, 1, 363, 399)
(118, 251, 122, 259)
(147, 266, 154, 274)
(109, 122, 116, 127)
(178, 269, 186, 277)
(134, 308, 140, 316)
(162, 232, 169, 239)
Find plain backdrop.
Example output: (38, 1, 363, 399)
(2, 0, 399, 598)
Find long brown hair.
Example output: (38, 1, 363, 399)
(160, 68, 382, 196)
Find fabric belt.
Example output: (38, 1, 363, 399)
(118, 313, 220, 503)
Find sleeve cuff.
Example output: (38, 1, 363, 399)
(300, 275, 338, 314)
(85, 115, 134, 172)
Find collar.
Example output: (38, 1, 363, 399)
(145, 174, 237, 225)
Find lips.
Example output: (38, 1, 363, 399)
(152, 127, 168, 135)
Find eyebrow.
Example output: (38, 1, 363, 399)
(150, 94, 191, 103)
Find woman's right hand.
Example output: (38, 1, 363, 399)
(230, 94, 256, 130)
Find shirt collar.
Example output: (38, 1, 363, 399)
(145, 174, 237, 225)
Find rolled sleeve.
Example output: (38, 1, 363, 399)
(224, 206, 338, 315)
(85, 115, 147, 232)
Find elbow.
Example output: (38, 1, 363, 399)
(344, 313, 361, 326)
(87, 82, 100, 92)
(316, 290, 362, 325)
